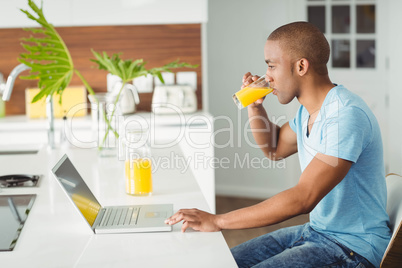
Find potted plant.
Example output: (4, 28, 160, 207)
(18, 0, 197, 153)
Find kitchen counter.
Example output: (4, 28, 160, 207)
(0, 113, 233, 267)
(0, 112, 216, 211)
(0, 141, 235, 267)
(0, 112, 212, 130)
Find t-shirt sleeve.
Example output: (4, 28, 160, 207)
(289, 106, 303, 134)
(319, 107, 372, 163)
(289, 116, 297, 133)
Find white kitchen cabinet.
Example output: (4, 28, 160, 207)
(0, 0, 208, 28)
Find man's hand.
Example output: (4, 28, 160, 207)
(242, 72, 265, 106)
(242, 72, 260, 88)
(165, 208, 222, 232)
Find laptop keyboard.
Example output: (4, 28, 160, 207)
(99, 207, 140, 227)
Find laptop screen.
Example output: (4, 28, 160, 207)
(52, 154, 101, 227)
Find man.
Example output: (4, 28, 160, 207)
(165, 22, 391, 267)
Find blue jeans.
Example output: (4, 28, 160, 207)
(231, 223, 375, 268)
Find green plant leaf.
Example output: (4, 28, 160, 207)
(90, 50, 198, 84)
(18, 0, 74, 103)
(18, 0, 116, 148)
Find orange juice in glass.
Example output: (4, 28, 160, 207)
(124, 128, 153, 196)
(233, 75, 273, 109)
(125, 158, 152, 196)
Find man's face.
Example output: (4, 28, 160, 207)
(264, 40, 299, 104)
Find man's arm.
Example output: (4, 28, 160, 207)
(243, 72, 297, 160)
(248, 105, 297, 160)
(165, 154, 352, 232)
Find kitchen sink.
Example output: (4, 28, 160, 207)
(0, 150, 38, 155)
(0, 144, 43, 155)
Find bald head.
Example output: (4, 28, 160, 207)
(268, 22, 330, 75)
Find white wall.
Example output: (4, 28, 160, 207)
(0, 0, 207, 28)
(387, 0, 402, 175)
(208, 0, 402, 199)
(5, 0, 402, 199)
(207, 0, 304, 198)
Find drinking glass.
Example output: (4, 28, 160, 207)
(124, 128, 152, 196)
(88, 93, 120, 157)
(232, 75, 273, 109)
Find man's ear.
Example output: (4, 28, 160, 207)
(296, 58, 309, 76)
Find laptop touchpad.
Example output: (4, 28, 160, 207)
(145, 212, 167, 218)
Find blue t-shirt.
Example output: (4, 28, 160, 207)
(289, 85, 391, 267)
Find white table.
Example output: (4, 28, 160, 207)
(0, 144, 236, 267)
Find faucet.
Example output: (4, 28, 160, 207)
(1, 64, 31, 101)
(0, 64, 56, 149)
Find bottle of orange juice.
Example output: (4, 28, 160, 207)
(233, 75, 273, 109)
(125, 128, 153, 196)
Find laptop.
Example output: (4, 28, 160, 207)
(51, 154, 173, 234)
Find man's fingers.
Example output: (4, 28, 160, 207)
(165, 212, 185, 225)
(181, 221, 189, 232)
(255, 97, 265, 104)
(242, 74, 260, 88)
(181, 220, 201, 233)
(243, 76, 254, 86)
(165, 209, 198, 225)
(165, 208, 219, 232)
(242, 72, 252, 83)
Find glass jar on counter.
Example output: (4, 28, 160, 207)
(124, 128, 152, 196)
(88, 92, 120, 157)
